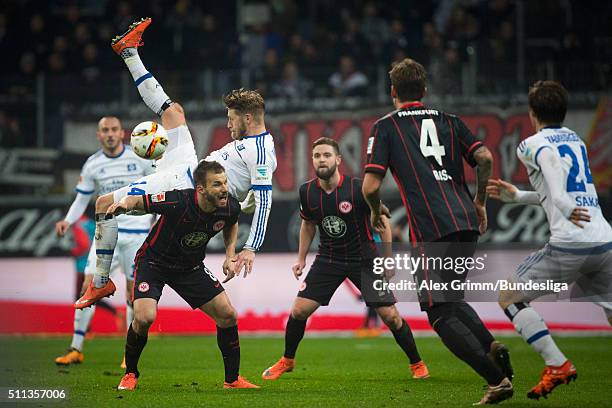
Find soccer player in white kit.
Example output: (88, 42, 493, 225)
(487, 81, 612, 400)
(75, 18, 276, 309)
(55, 116, 155, 365)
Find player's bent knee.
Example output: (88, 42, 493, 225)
(215, 306, 238, 328)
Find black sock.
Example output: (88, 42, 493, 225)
(391, 319, 421, 364)
(428, 304, 504, 385)
(454, 301, 495, 352)
(125, 323, 148, 377)
(284, 316, 307, 359)
(217, 325, 240, 383)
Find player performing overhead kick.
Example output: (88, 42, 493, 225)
(75, 17, 276, 309)
(488, 80, 612, 400)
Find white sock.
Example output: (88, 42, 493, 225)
(94, 215, 118, 288)
(511, 307, 566, 366)
(70, 306, 96, 351)
(126, 302, 134, 330)
(121, 48, 171, 116)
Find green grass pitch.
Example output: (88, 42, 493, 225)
(0, 335, 610, 407)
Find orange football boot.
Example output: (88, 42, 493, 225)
(111, 17, 151, 55)
(117, 373, 138, 390)
(55, 348, 84, 366)
(262, 357, 295, 380)
(74, 279, 116, 309)
(223, 376, 259, 389)
(410, 360, 430, 379)
(527, 360, 577, 400)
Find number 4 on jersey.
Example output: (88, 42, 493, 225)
(420, 119, 446, 166)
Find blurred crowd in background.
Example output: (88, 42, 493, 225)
(1, 0, 611, 147)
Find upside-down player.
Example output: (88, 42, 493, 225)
(75, 18, 276, 309)
(262, 137, 429, 381)
(108, 160, 258, 390)
(488, 80, 612, 400)
(55, 116, 155, 366)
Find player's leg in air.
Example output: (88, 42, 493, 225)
(75, 18, 197, 309)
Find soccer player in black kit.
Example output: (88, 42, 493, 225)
(362, 59, 513, 405)
(106, 160, 259, 390)
(261, 137, 429, 381)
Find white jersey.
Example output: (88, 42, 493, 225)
(76, 146, 156, 231)
(517, 126, 612, 245)
(205, 131, 277, 251)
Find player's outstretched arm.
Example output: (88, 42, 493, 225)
(293, 219, 317, 280)
(56, 192, 93, 236)
(487, 179, 542, 205)
(107, 195, 145, 216)
(222, 222, 238, 282)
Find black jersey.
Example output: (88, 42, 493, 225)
(299, 174, 377, 264)
(139, 189, 240, 269)
(365, 101, 482, 243)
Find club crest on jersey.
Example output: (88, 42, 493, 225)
(127, 163, 137, 171)
(181, 231, 209, 249)
(237, 144, 246, 151)
(322, 216, 347, 238)
(213, 220, 225, 231)
(339, 201, 352, 214)
(138, 282, 150, 292)
(151, 192, 166, 203)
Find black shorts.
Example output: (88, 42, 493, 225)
(298, 258, 396, 307)
(413, 230, 479, 311)
(133, 257, 224, 309)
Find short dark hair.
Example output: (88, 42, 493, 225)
(223, 88, 265, 117)
(528, 80, 568, 124)
(389, 58, 427, 101)
(194, 160, 225, 186)
(312, 137, 340, 155)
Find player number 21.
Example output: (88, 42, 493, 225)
(419, 119, 445, 166)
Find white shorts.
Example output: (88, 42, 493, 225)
(512, 242, 612, 312)
(113, 125, 198, 201)
(84, 231, 149, 281)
